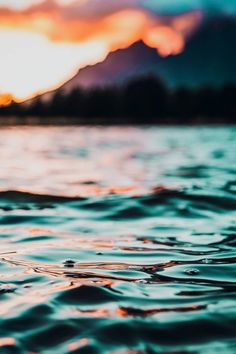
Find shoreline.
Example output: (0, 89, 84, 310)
(0, 116, 234, 126)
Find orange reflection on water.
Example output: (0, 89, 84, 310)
(0, 127, 152, 197)
(28, 228, 57, 236)
(68, 338, 89, 352)
(71, 303, 206, 319)
(117, 304, 206, 317)
(76, 308, 113, 318)
(0, 337, 16, 347)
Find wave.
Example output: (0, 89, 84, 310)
(0, 127, 236, 353)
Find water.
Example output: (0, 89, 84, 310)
(0, 126, 236, 354)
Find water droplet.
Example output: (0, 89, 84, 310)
(136, 279, 147, 284)
(185, 268, 200, 276)
(202, 258, 212, 264)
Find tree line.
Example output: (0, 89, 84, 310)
(1, 75, 236, 124)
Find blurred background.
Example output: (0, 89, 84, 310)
(0, 0, 235, 123)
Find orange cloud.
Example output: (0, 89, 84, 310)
(0, 4, 202, 52)
(0, 0, 202, 47)
(144, 26, 185, 56)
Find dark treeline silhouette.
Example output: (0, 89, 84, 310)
(1, 75, 236, 124)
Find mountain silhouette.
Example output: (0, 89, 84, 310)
(61, 17, 236, 90)
(61, 41, 163, 91)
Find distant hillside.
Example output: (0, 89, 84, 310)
(61, 41, 163, 91)
(61, 17, 236, 91)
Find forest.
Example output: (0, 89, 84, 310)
(1, 75, 236, 124)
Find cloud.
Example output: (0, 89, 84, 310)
(0, 0, 202, 45)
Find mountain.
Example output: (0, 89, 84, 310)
(61, 17, 236, 91)
(61, 41, 164, 91)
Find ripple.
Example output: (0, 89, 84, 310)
(0, 126, 235, 353)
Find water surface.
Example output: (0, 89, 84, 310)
(0, 126, 236, 353)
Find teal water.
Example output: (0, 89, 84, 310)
(0, 126, 236, 353)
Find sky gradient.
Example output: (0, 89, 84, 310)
(0, 0, 233, 102)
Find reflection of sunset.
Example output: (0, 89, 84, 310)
(0, 1, 203, 101)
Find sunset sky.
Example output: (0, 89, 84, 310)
(0, 0, 234, 102)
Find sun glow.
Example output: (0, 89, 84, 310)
(0, 29, 108, 101)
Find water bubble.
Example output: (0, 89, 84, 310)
(136, 279, 147, 284)
(185, 268, 200, 276)
(201, 258, 212, 264)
